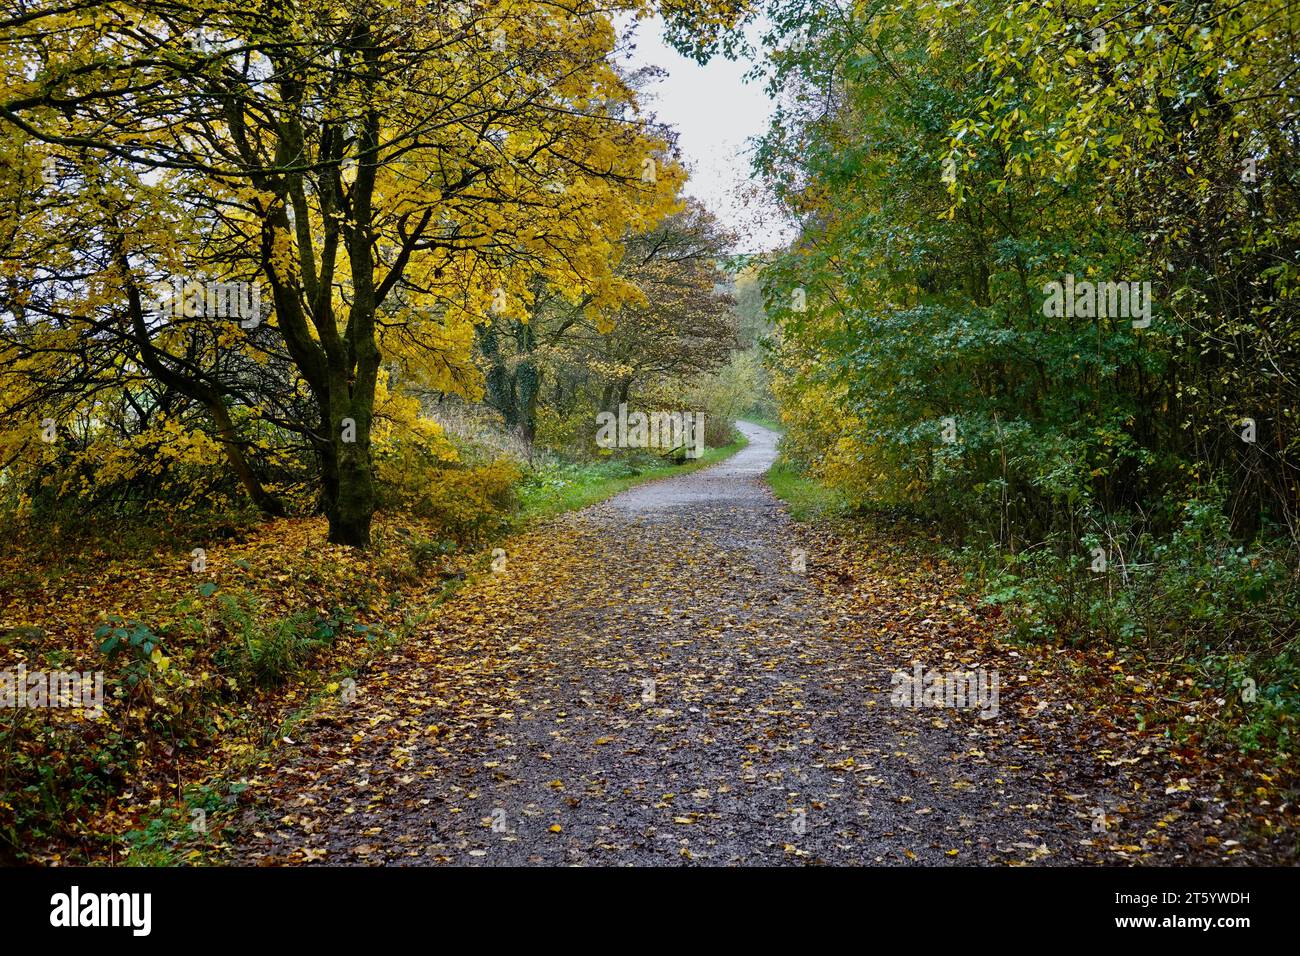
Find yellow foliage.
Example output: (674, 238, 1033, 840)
(376, 454, 520, 545)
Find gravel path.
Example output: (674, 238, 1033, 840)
(231, 422, 1262, 865)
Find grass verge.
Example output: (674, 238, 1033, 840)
(766, 459, 849, 520)
(740, 414, 784, 433)
(516, 431, 749, 522)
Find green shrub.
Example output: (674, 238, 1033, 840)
(965, 492, 1300, 754)
(212, 590, 337, 689)
(408, 535, 457, 569)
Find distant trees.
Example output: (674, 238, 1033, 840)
(474, 200, 737, 450)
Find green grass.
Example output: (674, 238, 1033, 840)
(740, 414, 784, 432)
(766, 459, 849, 521)
(516, 431, 750, 522)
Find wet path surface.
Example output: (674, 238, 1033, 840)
(233, 422, 1253, 865)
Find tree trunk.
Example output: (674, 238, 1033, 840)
(329, 421, 376, 547)
(515, 320, 538, 446)
(206, 399, 285, 517)
(319, 395, 377, 547)
(477, 322, 518, 429)
(327, 471, 374, 546)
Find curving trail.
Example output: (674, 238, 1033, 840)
(232, 422, 1268, 865)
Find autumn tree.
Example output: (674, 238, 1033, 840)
(1, 0, 692, 544)
(589, 201, 737, 409)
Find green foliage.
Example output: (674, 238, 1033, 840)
(0, 558, 405, 861)
(750, 0, 1300, 753)
(534, 405, 602, 457)
(0, 708, 134, 864)
(407, 535, 458, 570)
(964, 490, 1299, 753)
(688, 349, 772, 445)
(212, 589, 351, 689)
(766, 459, 849, 521)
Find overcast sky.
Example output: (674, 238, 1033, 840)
(614, 15, 796, 255)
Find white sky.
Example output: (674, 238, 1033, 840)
(614, 15, 796, 255)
